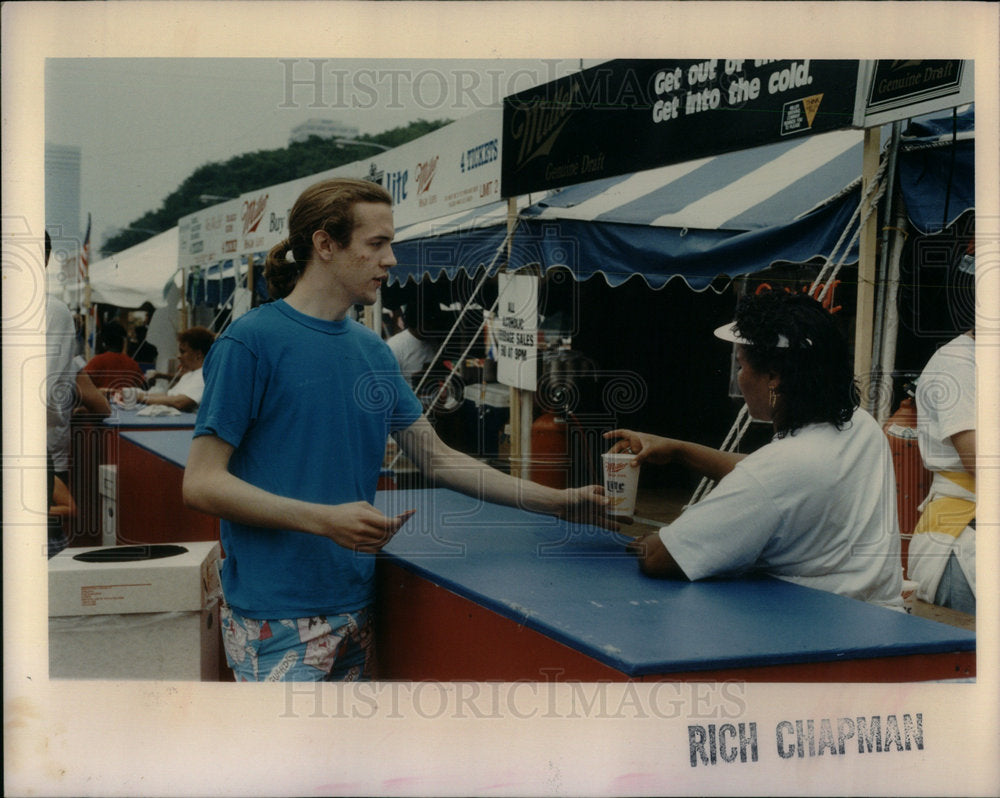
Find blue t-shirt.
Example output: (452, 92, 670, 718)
(194, 300, 423, 618)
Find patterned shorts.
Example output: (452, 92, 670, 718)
(221, 603, 375, 682)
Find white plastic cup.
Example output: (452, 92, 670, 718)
(602, 453, 640, 518)
(901, 579, 919, 614)
(119, 386, 138, 408)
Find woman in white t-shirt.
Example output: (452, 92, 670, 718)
(605, 290, 903, 609)
(134, 326, 215, 412)
(909, 331, 976, 613)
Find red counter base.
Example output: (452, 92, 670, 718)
(375, 562, 975, 683)
(116, 436, 219, 545)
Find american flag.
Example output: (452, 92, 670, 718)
(79, 212, 91, 288)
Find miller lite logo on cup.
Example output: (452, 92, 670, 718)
(602, 453, 640, 518)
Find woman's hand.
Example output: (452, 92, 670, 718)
(316, 502, 416, 553)
(603, 429, 677, 466)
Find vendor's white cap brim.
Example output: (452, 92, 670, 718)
(714, 322, 791, 348)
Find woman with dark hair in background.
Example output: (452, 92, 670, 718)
(606, 290, 903, 609)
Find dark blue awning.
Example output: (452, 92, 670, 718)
(897, 105, 975, 234)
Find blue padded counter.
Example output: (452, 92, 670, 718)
(375, 488, 975, 681)
(103, 406, 198, 429)
(119, 429, 197, 468)
(119, 429, 397, 481)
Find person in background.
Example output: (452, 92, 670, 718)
(182, 177, 611, 682)
(605, 290, 903, 610)
(133, 326, 215, 412)
(45, 230, 110, 555)
(908, 330, 976, 614)
(387, 304, 438, 383)
(81, 320, 145, 392)
(49, 474, 78, 521)
(128, 321, 159, 369)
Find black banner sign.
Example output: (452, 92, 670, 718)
(865, 60, 965, 112)
(501, 59, 859, 197)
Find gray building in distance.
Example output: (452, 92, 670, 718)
(289, 118, 360, 145)
(45, 142, 82, 247)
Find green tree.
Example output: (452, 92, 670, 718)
(100, 119, 451, 257)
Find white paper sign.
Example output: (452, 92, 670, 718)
(177, 198, 242, 271)
(496, 272, 538, 391)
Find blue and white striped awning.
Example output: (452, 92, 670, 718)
(390, 108, 974, 290)
(523, 128, 863, 231)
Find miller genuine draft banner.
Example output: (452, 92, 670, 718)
(854, 60, 972, 127)
(501, 58, 859, 197)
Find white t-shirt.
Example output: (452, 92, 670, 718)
(916, 333, 975, 474)
(387, 329, 436, 381)
(910, 333, 976, 600)
(169, 367, 205, 406)
(46, 295, 81, 471)
(659, 410, 903, 609)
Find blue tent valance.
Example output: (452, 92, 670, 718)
(389, 107, 973, 290)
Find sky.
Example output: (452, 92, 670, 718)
(45, 57, 587, 245)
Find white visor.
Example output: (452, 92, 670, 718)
(714, 322, 792, 349)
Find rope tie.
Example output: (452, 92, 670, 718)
(387, 221, 519, 473)
(408, 220, 519, 402)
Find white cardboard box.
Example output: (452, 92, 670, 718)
(98, 463, 116, 497)
(49, 541, 220, 616)
(49, 541, 222, 680)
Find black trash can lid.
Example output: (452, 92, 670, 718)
(72, 544, 189, 563)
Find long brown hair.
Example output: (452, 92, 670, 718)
(263, 178, 392, 299)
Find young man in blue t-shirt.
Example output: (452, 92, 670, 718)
(184, 178, 610, 681)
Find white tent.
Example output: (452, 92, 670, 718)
(86, 227, 180, 308)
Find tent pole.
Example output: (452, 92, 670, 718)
(83, 281, 93, 360)
(855, 127, 881, 412)
(506, 196, 531, 480)
(181, 267, 189, 330)
(871, 121, 903, 423)
(879, 197, 910, 424)
(247, 254, 255, 310)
